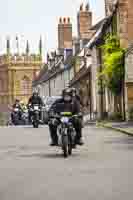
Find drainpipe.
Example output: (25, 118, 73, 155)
(48, 80, 51, 97)
(99, 49, 104, 120)
(90, 70, 92, 120)
(122, 53, 126, 121)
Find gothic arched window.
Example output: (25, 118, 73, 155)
(21, 76, 31, 95)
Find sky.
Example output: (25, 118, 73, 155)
(0, 0, 105, 57)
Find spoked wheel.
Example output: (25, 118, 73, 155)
(62, 135, 68, 158)
(68, 144, 72, 155)
(68, 135, 72, 155)
(33, 121, 39, 128)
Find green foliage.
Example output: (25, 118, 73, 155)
(98, 35, 125, 95)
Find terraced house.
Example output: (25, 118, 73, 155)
(33, 0, 133, 121)
(74, 0, 133, 120)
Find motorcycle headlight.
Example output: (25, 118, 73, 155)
(34, 106, 39, 111)
(14, 108, 19, 112)
(61, 117, 69, 123)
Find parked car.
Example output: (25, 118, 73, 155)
(43, 96, 61, 124)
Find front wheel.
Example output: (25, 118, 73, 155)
(68, 144, 72, 155)
(33, 121, 39, 128)
(33, 112, 39, 128)
(62, 135, 68, 158)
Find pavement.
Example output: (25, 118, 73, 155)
(98, 121, 133, 136)
(0, 125, 133, 199)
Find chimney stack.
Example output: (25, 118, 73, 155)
(77, 2, 92, 40)
(58, 17, 73, 54)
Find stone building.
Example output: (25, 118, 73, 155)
(0, 38, 43, 107)
(33, 54, 74, 97)
(104, 0, 133, 120)
(125, 44, 133, 119)
(105, 0, 133, 48)
(33, 10, 75, 97)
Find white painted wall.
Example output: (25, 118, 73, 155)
(34, 66, 74, 98)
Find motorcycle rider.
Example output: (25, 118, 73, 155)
(71, 87, 84, 127)
(28, 91, 43, 123)
(11, 99, 22, 122)
(20, 101, 27, 112)
(48, 88, 83, 146)
(20, 100, 28, 124)
(71, 88, 83, 107)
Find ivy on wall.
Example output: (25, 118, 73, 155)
(98, 35, 125, 95)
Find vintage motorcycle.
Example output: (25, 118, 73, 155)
(29, 104, 40, 128)
(21, 108, 29, 125)
(50, 111, 76, 158)
(11, 106, 21, 125)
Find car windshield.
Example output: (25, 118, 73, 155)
(46, 97, 61, 105)
(46, 98, 56, 105)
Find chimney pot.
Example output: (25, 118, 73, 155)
(68, 17, 70, 23)
(80, 3, 83, 11)
(59, 17, 62, 23)
(86, 3, 89, 11)
(63, 17, 66, 23)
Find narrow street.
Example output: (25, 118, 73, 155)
(0, 125, 132, 200)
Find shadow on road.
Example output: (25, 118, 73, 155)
(19, 152, 79, 159)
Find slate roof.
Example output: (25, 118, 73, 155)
(90, 18, 105, 31)
(32, 55, 75, 86)
(70, 66, 90, 86)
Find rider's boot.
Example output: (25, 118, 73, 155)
(76, 137, 84, 145)
(49, 125, 58, 146)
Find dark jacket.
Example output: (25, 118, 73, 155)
(50, 98, 80, 115)
(72, 94, 83, 107)
(28, 96, 43, 106)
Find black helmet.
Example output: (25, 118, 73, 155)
(62, 88, 72, 102)
(62, 88, 72, 96)
(15, 99, 20, 103)
(33, 91, 38, 96)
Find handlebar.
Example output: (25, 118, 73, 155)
(50, 113, 82, 119)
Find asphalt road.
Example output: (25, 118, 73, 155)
(0, 125, 133, 200)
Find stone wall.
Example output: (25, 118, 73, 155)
(125, 47, 133, 119)
(0, 53, 42, 105)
